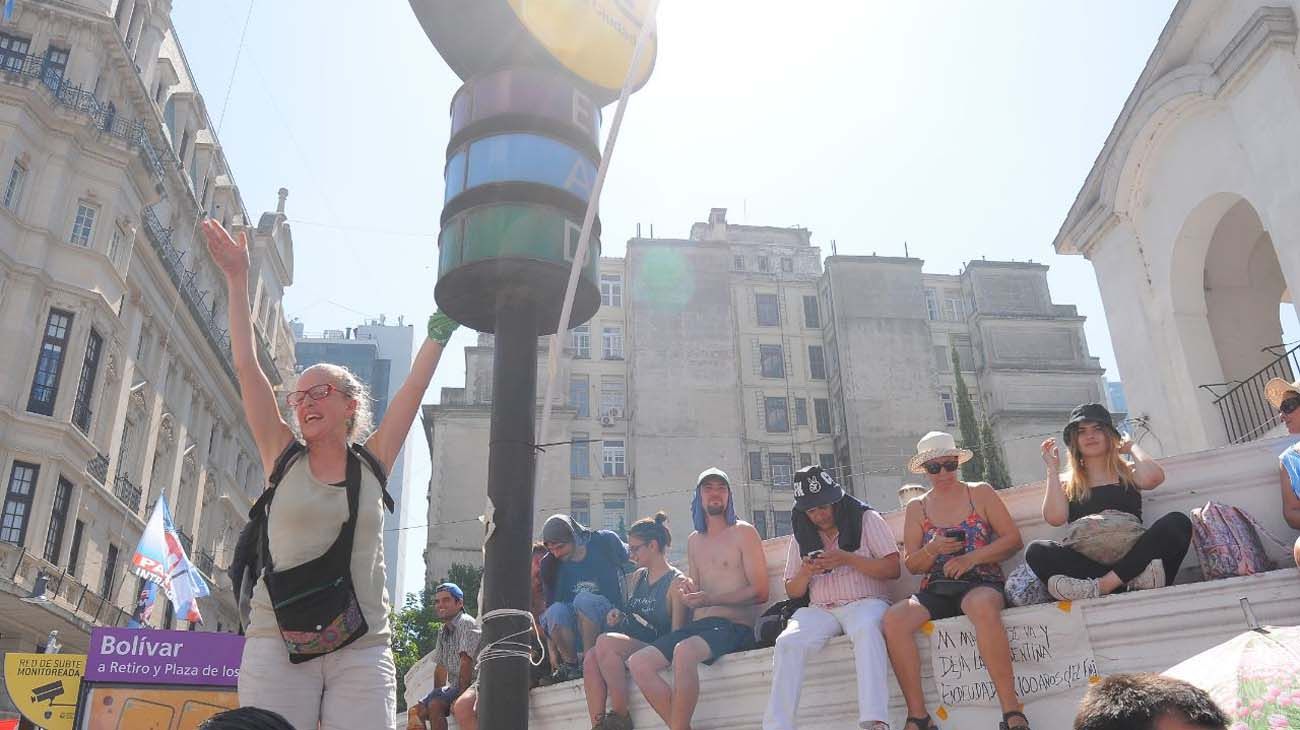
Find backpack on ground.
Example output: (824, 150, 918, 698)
(229, 441, 394, 632)
(1189, 501, 1288, 580)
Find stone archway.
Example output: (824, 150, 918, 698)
(1169, 194, 1293, 442)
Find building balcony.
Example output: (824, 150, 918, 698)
(87, 451, 109, 484)
(0, 543, 131, 653)
(140, 205, 236, 382)
(195, 549, 215, 578)
(113, 473, 142, 513)
(0, 53, 169, 183)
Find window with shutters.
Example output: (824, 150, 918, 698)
(3, 161, 26, 211)
(1, 462, 39, 545)
(770, 453, 793, 487)
(101, 543, 119, 596)
(570, 324, 590, 358)
(67, 519, 85, 576)
(925, 288, 939, 321)
(600, 274, 623, 307)
(794, 397, 808, 426)
(765, 397, 789, 432)
(571, 432, 590, 478)
(571, 496, 591, 525)
(780, 257, 793, 273)
(602, 440, 625, 477)
(803, 296, 820, 328)
(28, 309, 73, 416)
(941, 390, 957, 426)
(600, 376, 625, 417)
(43, 477, 72, 563)
(569, 375, 589, 417)
(799, 452, 813, 468)
(749, 451, 763, 482)
(752, 511, 768, 539)
(814, 398, 831, 434)
(70, 202, 98, 246)
(602, 326, 623, 360)
(756, 294, 779, 326)
(72, 329, 103, 434)
(602, 497, 625, 532)
(808, 345, 826, 380)
(760, 344, 784, 378)
(774, 511, 792, 537)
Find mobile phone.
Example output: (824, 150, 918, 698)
(806, 549, 825, 560)
(944, 528, 965, 541)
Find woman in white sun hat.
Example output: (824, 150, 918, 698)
(1264, 377, 1300, 567)
(881, 431, 1031, 730)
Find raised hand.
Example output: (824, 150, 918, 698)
(1041, 438, 1060, 469)
(200, 218, 249, 280)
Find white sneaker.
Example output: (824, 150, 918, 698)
(1047, 575, 1101, 601)
(1126, 559, 1166, 591)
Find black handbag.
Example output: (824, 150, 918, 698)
(260, 450, 368, 663)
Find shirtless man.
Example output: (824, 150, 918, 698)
(627, 468, 769, 730)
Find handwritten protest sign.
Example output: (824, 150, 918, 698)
(928, 603, 1099, 727)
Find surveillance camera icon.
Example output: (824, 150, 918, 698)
(31, 680, 64, 705)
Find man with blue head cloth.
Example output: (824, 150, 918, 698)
(408, 583, 480, 730)
(627, 467, 770, 730)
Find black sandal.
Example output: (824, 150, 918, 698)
(904, 717, 936, 730)
(999, 710, 1031, 730)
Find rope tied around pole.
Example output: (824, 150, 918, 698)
(476, 608, 546, 671)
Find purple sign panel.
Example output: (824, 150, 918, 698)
(86, 627, 245, 687)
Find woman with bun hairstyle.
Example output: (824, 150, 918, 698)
(1026, 403, 1189, 601)
(582, 512, 686, 730)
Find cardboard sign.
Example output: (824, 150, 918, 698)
(85, 627, 243, 687)
(404, 649, 441, 710)
(929, 603, 1099, 727)
(3, 653, 86, 730)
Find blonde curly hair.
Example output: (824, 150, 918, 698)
(293, 363, 375, 443)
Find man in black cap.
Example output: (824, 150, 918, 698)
(762, 466, 900, 730)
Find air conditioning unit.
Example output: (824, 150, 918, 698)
(600, 415, 614, 426)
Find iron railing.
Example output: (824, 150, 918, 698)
(195, 549, 215, 577)
(87, 452, 110, 484)
(178, 531, 193, 556)
(0, 52, 169, 181)
(140, 206, 235, 379)
(1203, 343, 1300, 444)
(113, 473, 142, 513)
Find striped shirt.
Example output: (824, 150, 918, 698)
(783, 510, 900, 608)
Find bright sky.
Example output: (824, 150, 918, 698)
(171, 0, 1184, 600)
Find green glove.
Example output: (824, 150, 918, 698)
(428, 311, 460, 345)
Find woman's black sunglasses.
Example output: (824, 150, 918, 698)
(1281, 396, 1300, 415)
(924, 460, 961, 475)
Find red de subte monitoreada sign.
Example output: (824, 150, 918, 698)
(85, 627, 244, 687)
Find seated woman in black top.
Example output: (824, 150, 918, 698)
(1026, 403, 1192, 601)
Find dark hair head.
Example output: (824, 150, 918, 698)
(1074, 673, 1229, 730)
(627, 512, 671, 552)
(199, 707, 296, 730)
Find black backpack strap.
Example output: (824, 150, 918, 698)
(351, 443, 395, 513)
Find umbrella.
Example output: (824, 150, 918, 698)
(1164, 625, 1300, 730)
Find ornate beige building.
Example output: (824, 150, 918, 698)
(0, 0, 295, 681)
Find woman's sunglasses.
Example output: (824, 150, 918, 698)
(924, 460, 961, 475)
(286, 383, 337, 407)
(1281, 396, 1300, 415)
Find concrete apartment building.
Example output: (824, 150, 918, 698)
(0, 0, 296, 679)
(423, 209, 1105, 576)
(294, 319, 416, 604)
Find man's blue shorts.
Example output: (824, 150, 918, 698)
(421, 686, 461, 716)
(538, 592, 616, 652)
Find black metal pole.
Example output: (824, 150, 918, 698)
(477, 302, 538, 730)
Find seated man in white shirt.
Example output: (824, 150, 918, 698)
(763, 466, 901, 730)
(408, 583, 480, 730)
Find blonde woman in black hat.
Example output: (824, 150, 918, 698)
(1263, 378, 1300, 567)
(1025, 403, 1190, 602)
(881, 432, 1030, 730)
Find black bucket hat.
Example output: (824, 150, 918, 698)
(1063, 403, 1120, 446)
(793, 465, 845, 512)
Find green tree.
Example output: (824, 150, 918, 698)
(391, 563, 485, 711)
(951, 345, 984, 481)
(980, 417, 1012, 489)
